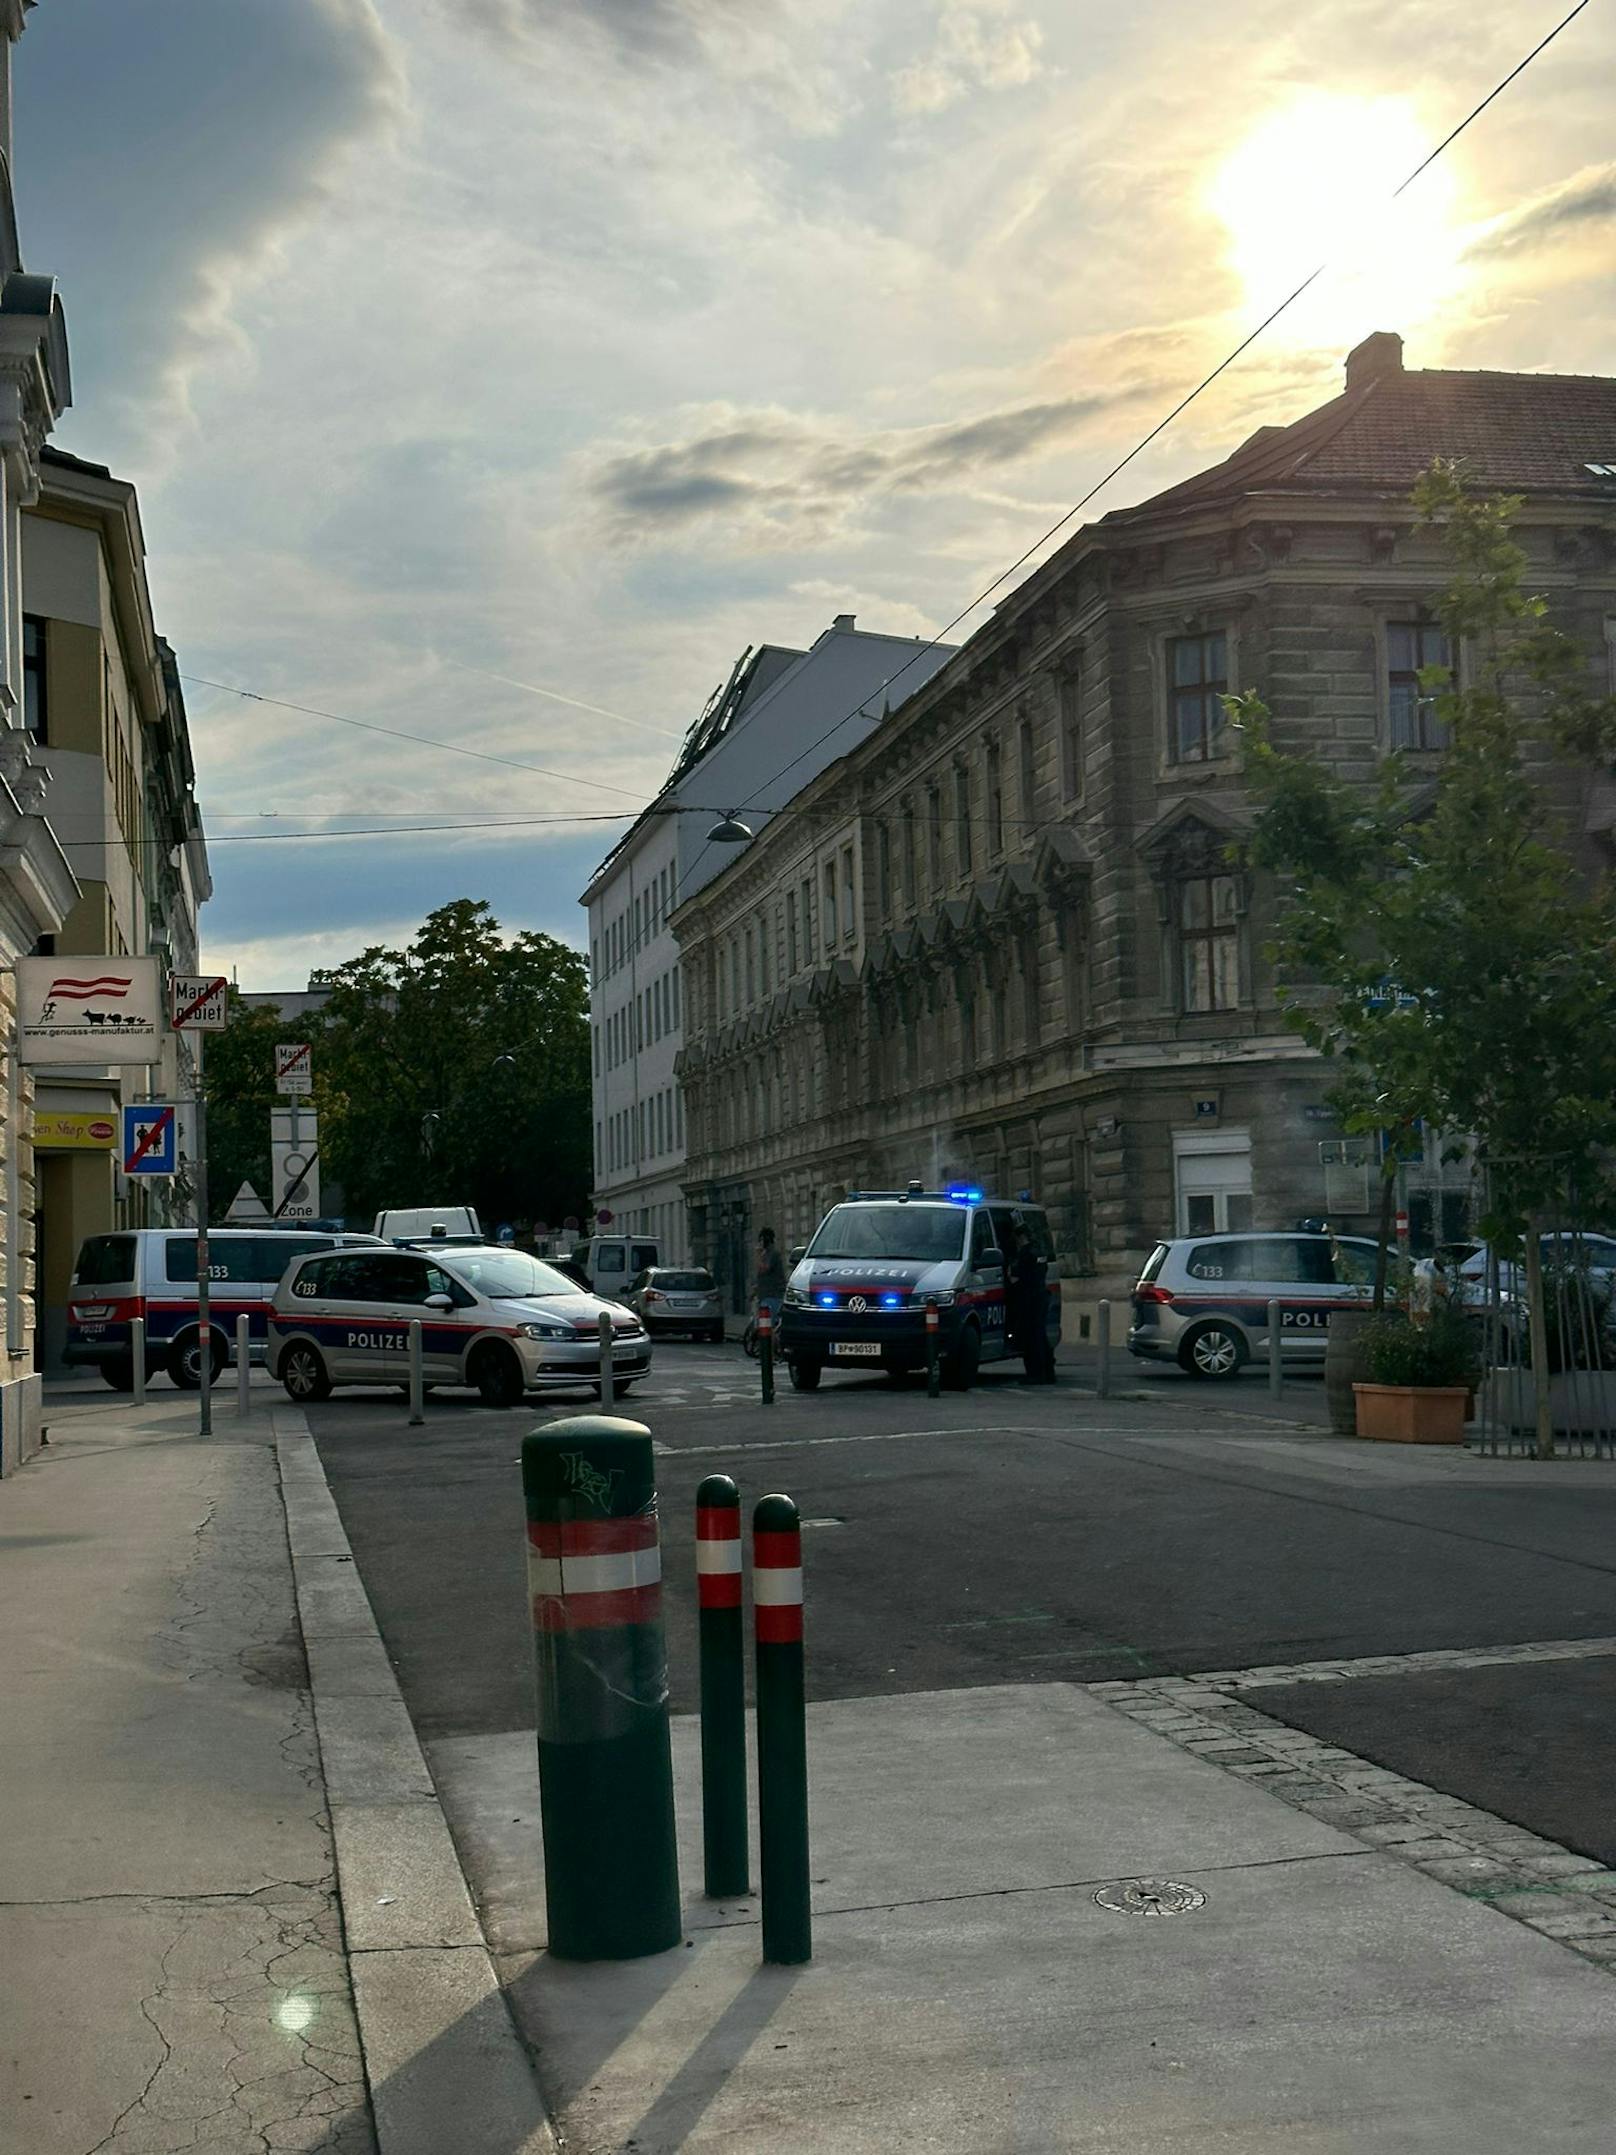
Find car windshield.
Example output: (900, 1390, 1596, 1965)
(445, 1249, 584, 1299)
(807, 1204, 967, 1263)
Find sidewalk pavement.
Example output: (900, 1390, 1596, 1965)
(0, 1382, 551, 2155)
(434, 1696, 1616, 2152)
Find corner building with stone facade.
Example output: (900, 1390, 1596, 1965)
(674, 335, 1616, 1311)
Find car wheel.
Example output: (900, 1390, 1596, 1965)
(943, 1325, 981, 1391)
(101, 1357, 135, 1392)
(787, 1356, 822, 1391)
(471, 1343, 525, 1409)
(170, 1328, 225, 1389)
(280, 1343, 332, 1403)
(1179, 1322, 1246, 1380)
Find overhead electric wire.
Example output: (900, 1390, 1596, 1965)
(179, 673, 651, 804)
(734, 0, 1593, 818)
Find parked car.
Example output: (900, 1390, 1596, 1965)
(65, 1226, 383, 1390)
(780, 1185, 1059, 1391)
(570, 1233, 660, 1300)
(373, 1205, 483, 1246)
(269, 1242, 651, 1407)
(1128, 1231, 1383, 1379)
(624, 1266, 725, 1340)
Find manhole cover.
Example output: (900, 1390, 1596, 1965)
(1094, 1878, 1206, 1917)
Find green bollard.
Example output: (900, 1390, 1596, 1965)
(759, 1305, 776, 1407)
(522, 1414, 681, 1959)
(696, 1475, 749, 1897)
(754, 1492, 811, 1964)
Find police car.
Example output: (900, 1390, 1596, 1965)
(780, 1184, 1059, 1390)
(269, 1243, 651, 1407)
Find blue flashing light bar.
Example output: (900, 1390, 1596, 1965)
(816, 1292, 839, 1307)
(880, 1292, 903, 1307)
(945, 1184, 984, 1204)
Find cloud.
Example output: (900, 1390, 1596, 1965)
(1467, 163, 1616, 260)
(585, 383, 1157, 544)
(14, 0, 404, 460)
(892, 4, 1044, 117)
(451, 0, 854, 137)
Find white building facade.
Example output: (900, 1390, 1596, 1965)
(0, 0, 74, 1470)
(582, 616, 954, 1269)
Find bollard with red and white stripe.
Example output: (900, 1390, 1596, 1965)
(696, 1475, 749, 1897)
(753, 1492, 811, 1964)
(757, 1303, 776, 1406)
(521, 1414, 681, 1959)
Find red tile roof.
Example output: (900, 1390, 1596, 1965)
(1110, 356, 1616, 521)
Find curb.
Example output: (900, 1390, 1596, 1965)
(274, 1407, 557, 2155)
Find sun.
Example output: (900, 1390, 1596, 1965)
(1208, 92, 1465, 345)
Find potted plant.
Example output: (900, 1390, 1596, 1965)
(1353, 1304, 1479, 1444)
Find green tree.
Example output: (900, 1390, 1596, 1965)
(1231, 462, 1616, 1456)
(315, 899, 591, 1231)
(200, 995, 288, 1220)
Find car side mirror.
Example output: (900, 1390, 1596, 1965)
(978, 1250, 1004, 1272)
(789, 1246, 806, 1267)
(423, 1292, 453, 1311)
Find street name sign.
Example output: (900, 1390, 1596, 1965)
(122, 1103, 178, 1176)
(18, 956, 162, 1065)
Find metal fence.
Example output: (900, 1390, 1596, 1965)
(1467, 1220, 1616, 1461)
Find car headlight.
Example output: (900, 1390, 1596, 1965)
(922, 1291, 956, 1308)
(519, 1322, 575, 1341)
(784, 1285, 808, 1306)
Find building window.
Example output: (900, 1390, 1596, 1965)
(1387, 620, 1452, 749)
(955, 764, 973, 877)
(802, 876, 816, 962)
(841, 845, 855, 940)
(787, 890, 798, 974)
(927, 784, 943, 890)
(1018, 719, 1036, 830)
(902, 799, 918, 909)
(985, 740, 1003, 857)
(1058, 661, 1082, 799)
(744, 928, 755, 1005)
(824, 860, 838, 946)
(1169, 631, 1228, 764)
(672, 965, 680, 1027)
(877, 822, 891, 915)
(1180, 874, 1240, 1012)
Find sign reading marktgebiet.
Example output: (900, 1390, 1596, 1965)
(170, 974, 230, 1031)
(275, 1043, 313, 1096)
(17, 957, 162, 1065)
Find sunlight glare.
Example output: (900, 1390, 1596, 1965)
(1209, 93, 1464, 345)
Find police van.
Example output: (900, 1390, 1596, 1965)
(779, 1185, 1059, 1390)
(65, 1226, 381, 1389)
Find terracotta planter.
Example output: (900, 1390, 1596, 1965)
(1352, 1382, 1470, 1444)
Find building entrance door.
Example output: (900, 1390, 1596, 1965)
(1174, 1129, 1253, 1236)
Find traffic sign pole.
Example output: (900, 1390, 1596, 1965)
(195, 1031, 211, 1437)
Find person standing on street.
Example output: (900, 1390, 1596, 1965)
(1009, 1224, 1056, 1384)
(755, 1227, 787, 1324)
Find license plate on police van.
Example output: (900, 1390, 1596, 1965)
(831, 1342, 882, 1359)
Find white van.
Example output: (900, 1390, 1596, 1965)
(373, 1206, 483, 1246)
(571, 1233, 660, 1300)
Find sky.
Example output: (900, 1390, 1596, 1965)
(14, 0, 1616, 987)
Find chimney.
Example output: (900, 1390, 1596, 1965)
(832, 613, 855, 633)
(1345, 331, 1403, 393)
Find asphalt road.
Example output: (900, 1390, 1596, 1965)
(305, 1339, 1616, 1858)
